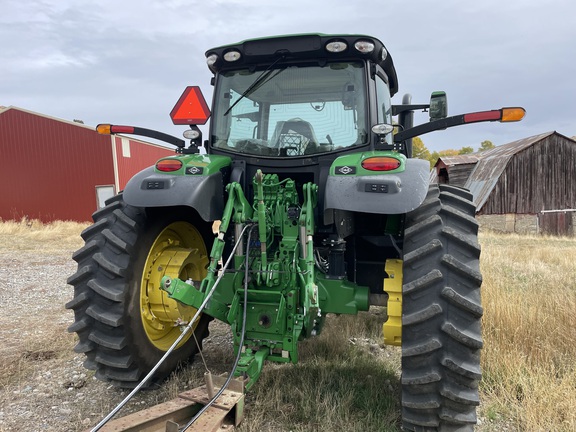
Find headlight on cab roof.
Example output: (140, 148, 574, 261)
(325, 40, 347, 53)
(354, 40, 375, 54)
(223, 50, 241, 62)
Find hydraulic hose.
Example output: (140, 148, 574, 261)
(180, 224, 257, 431)
(90, 223, 254, 432)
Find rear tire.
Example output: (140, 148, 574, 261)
(66, 194, 213, 387)
(401, 184, 483, 431)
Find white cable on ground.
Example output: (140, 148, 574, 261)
(180, 224, 256, 432)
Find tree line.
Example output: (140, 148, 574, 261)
(412, 138, 495, 168)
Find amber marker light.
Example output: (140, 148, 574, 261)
(156, 159, 183, 172)
(96, 124, 112, 134)
(501, 107, 526, 122)
(361, 156, 402, 171)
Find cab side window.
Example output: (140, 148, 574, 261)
(375, 75, 393, 144)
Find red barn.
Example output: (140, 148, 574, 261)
(0, 106, 175, 222)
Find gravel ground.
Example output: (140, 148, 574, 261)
(0, 239, 233, 432)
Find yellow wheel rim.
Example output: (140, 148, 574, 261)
(140, 221, 208, 351)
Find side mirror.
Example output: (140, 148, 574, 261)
(342, 82, 357, 110)
(429, 91, 447, 121)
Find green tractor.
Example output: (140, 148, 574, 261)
(67, 34, 524, 430)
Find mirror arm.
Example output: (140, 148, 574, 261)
(391, 104, 430, 116)
(102, 125, 186, 149)
(131, 127, 186, 148)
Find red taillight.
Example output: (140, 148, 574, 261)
(464, 110, 501, 123)
(110, 125, 135, 134)
(361, 156, 401, 171)
(156, 159, 183, 172)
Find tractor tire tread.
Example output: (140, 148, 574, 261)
(401, 184, 482, 431)
(67, 193, 211, 387)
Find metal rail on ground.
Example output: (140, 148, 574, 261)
(84, 374, 245, 432)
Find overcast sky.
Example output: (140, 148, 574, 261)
(2, 0, 575, 151)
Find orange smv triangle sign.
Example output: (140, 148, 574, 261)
(170, 86, 211, 125)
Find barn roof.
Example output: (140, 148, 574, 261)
(0, 105, 96, 131)
(431, 154, 480, 185)
(464, 131, 556, 210)
(0, 105, 171, 149)
(437, 154, 480, 166)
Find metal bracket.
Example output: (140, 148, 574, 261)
(86, 375, 244, 432)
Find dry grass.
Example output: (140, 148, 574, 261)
(0, 318, 77, 388)
(479, 231, 576, 431)
(0, 217, 88, 252)
(238, 311, 401, 432)
(0, 219, 86, 411)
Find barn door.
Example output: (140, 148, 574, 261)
(538, 211, 573, 236)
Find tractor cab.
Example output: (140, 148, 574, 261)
(200, 34, 398, 159)
(209, 59, 386, 157)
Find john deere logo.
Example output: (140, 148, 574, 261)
(186, 166, 204, 175)
(335, 165, 356, 175)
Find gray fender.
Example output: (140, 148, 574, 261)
(324, 158, 430, 216)
(123, 167, 225, 222)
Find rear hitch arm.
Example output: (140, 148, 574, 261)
(160, 181, 253, 321)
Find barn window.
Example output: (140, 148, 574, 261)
(96, 185, 115, 209)
(121, 138, 131, 158)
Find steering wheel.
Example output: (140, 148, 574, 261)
(310, 101, 326, 112)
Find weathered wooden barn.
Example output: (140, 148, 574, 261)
(0, 106, 174, 222)
(431, 131, 576, 235)
(433, 154, 479, 187)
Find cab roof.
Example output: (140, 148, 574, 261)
(205, 33, 398, 96)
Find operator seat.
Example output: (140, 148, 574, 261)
(271, 118, 318, 155)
